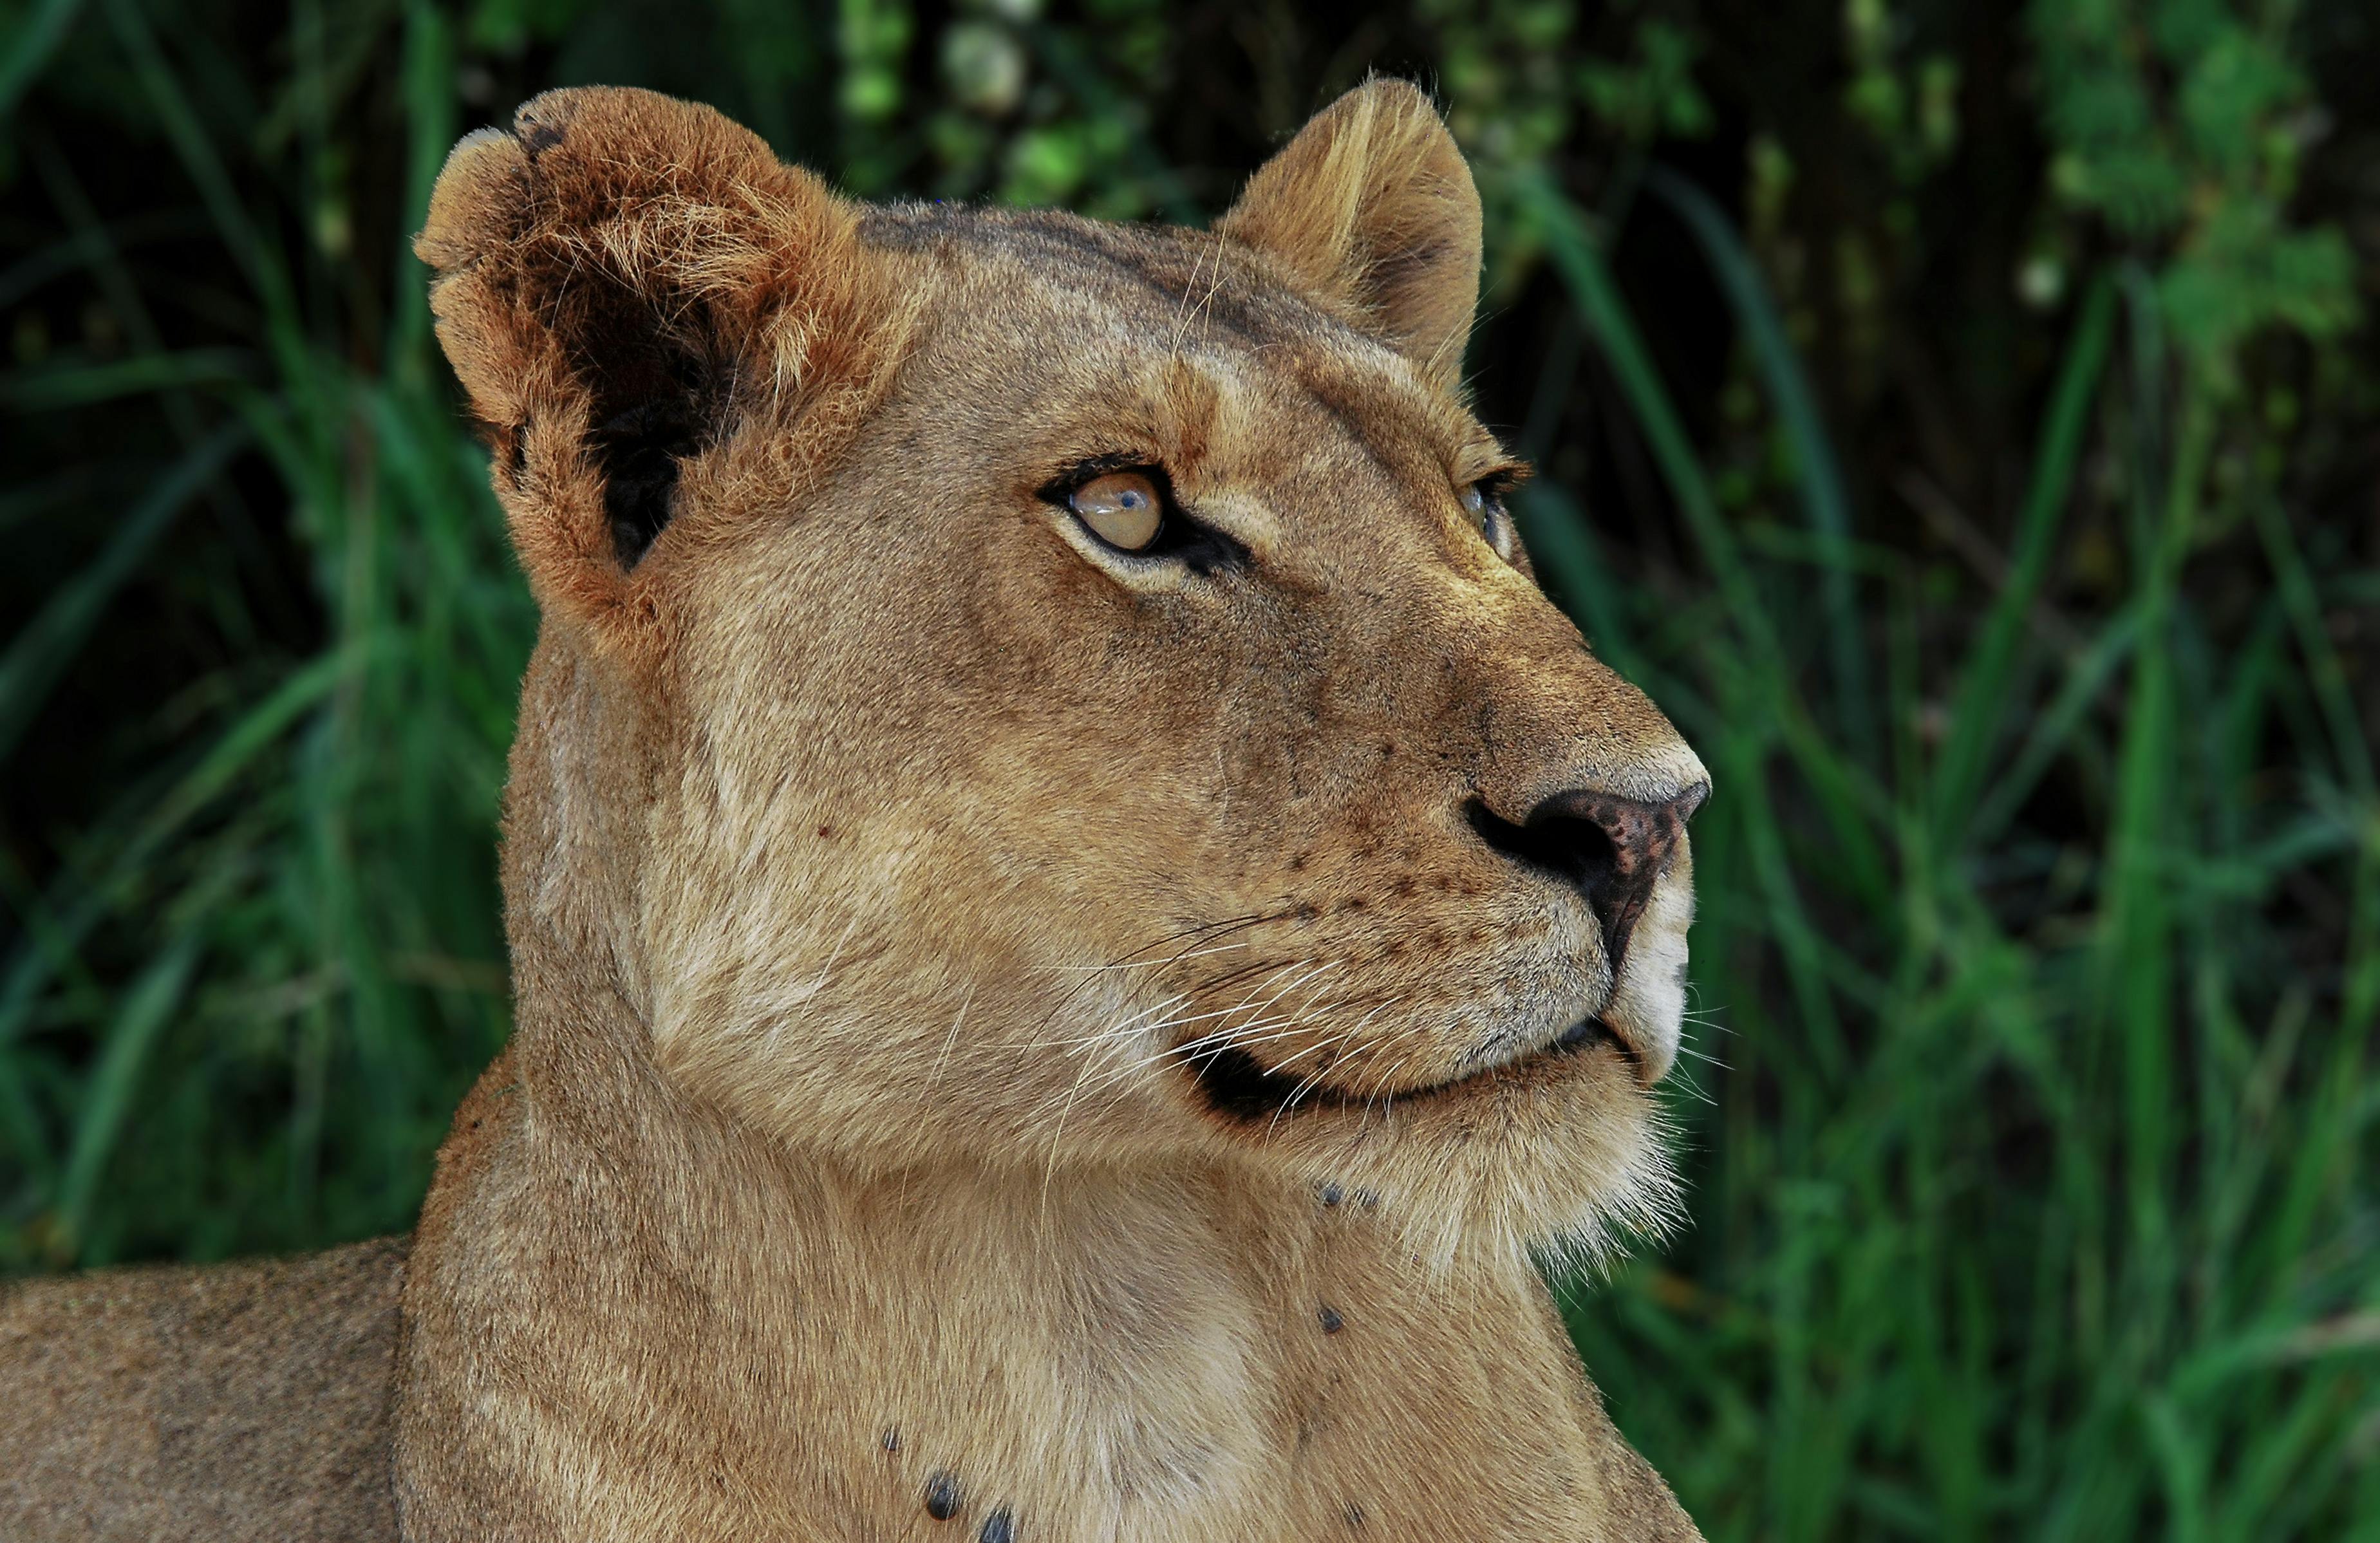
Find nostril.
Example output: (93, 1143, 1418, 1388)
(1462, 798, 1618, 899)
(1465, 785, 1701, 978)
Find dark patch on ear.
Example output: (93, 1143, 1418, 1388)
(565, 274, 728, 571)
(592, 396, 702, 568)
(518, 120, 564, 156)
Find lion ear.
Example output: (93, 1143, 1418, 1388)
(416, 87, 895, 634)
(1217, 78, 1483, 392)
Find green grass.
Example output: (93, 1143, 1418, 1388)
(3, 2, 2374, 1538)
(4, 0, 526, 1263)
(1528, 196, 2379, 1539)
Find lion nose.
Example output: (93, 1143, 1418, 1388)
(1466, 781, 1709, 977)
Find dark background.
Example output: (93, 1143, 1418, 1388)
(3, 0, 2376, 1535)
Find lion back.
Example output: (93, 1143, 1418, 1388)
(0, 1237, 406, 1542)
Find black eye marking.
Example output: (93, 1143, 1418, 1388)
(1036, 456, 1247, 575)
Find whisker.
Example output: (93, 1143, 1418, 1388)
(1266, 998, 1403, 1135)
(1022, 910, 1286, 1043)
(1044, 960, 1372, 1127)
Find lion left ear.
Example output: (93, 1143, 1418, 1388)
(415, 87, 904, 642)
(1217, 78, 1483, 392)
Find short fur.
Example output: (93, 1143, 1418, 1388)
(0, 1240, 405, 1540)
(3, 81, 1709, 1540)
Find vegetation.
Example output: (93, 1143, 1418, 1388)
(3, 1, 2374, 1536)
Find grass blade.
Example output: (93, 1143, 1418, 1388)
(0, 0, 84, 117)
(1930, 275, 2118, 846)
(0, 648, 350, 1052)
(0, 425, 245, 762)
(51, 937, 199, 1261)
(1645, 166, 1871, 764)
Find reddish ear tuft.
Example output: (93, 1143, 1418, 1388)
(1217, 79, 1483, 393)
(416, 88, 904, 639)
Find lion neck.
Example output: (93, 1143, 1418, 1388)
(471, 850, 1316, 1532)
(476, 636, 1298, 1360)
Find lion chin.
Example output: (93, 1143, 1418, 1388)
(2, 79, 1715, 1543)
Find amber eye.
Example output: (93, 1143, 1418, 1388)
(1068, 471, 1165, 552)
(1459, 482, 1491, 528)
(1461, 480, 1512, 557)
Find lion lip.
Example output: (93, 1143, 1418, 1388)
(1188, 1015, 1632, 1123)
(1555, 1014, 1644, 1071)
(1551, 1015, 1614, 1052)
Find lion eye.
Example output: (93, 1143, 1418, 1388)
(1069, 471, 1165, 552)
(1461, 480, 1512, 557)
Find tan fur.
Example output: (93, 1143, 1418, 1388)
(0, 1240, 405, 1540)
(4, 80, 1708, 1540)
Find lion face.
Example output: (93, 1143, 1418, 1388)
(421, 82, 1706, 1266)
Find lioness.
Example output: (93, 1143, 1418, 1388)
(1, 80, 1710, 1541)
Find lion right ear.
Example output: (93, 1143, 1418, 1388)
(1218, 79, 1483, 393)
(417, 88, 899, 639)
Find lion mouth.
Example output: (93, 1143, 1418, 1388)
(1187, 1015, 1635, 1122)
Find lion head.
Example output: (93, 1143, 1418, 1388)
(418, 79, 1708, 1271)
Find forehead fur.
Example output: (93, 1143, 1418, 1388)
(857, 205, 1503, 496)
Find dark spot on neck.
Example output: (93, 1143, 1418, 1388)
(881, 1427, 900, 1454)
(979, 1508, 1015, 1543)
(924, 1471, 962, 1520)
(1318, 1304, 1344, 1334)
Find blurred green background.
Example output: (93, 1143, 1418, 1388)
(3, 0, 2375, 1535)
